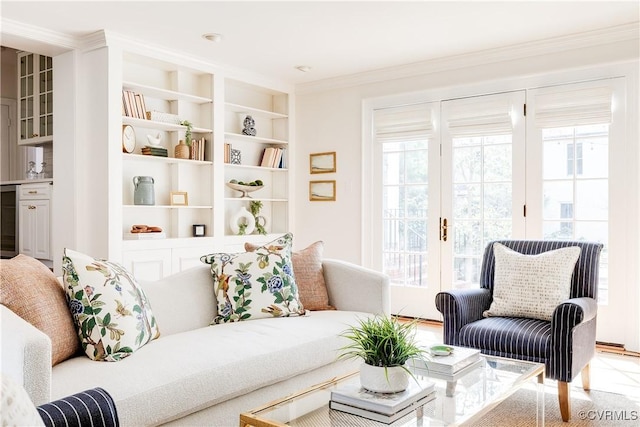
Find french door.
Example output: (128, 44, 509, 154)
(367, 78, 631, 347)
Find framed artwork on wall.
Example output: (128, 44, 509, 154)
(309, 180, 336, 201)
(310, 152, 336, 174)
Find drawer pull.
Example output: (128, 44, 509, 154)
(28, 205, 36, 209)
(28, 190, 38, 194)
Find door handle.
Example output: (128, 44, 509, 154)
(440, 218, 448, 242)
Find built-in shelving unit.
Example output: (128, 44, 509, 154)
(223, 78, 290, 240)
(109, 51, 293, 280)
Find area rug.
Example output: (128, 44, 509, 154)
(473, 387, 639, 426)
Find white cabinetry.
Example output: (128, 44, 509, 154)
(18, 182, 51, 260)
(18, 52, 53, 145)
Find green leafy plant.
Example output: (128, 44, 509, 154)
(338, 315, 427, 377)
(250, 200, 266, 235)
(180, 120, 193, 146)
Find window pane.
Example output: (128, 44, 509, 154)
(543, 181, 573, 219)
(383, 152, 404, 185)
(576, 180, 607, 220)
(453, 145, 481, 183)
(406, 150, 428, 183)
(484, 144, 512, 182)
(484, 183, 512, 219)
(453, 184, 480, 219)
(383, 186, 404, 217)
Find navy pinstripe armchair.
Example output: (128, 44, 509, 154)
(435, 240, 603, 422)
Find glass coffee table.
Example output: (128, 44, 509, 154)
(240, 355, 545, 427)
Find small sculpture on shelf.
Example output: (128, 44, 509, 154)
(242, 115, 256, 136)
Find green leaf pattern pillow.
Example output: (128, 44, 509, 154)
(201, 233, 305, 323)
(62, 248, 160, 361)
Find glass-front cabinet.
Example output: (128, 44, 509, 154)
(18, 52, 53, 145)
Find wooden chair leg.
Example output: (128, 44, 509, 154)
(581, 363, 591, 391)
(558, 381, 571, 422)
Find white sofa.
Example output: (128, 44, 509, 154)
(2, 259, 389, 426)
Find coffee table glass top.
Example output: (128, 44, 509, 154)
(240, 355, 544, 427)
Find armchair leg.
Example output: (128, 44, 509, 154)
(581, 363, 591, 391)
(558, 381, 571, 422)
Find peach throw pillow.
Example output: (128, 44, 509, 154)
(0, 254, 79, 365)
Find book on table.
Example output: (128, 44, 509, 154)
(330, 390, 436, 424)
(412, 345, 481, 376)
(330, 376, 435, 416)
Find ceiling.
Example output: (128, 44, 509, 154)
(1, 1, 639, 86)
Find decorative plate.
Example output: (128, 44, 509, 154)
(430, 345, 454, 356)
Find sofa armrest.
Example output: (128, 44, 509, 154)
(37, 387, 119, 427)
(322, 259, 390, 315)
(435, 288, 492, 346)
(1, 305, 52, 405)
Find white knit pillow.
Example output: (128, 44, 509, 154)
(483, 243, 581, 321)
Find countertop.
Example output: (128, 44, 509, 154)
(0, 179, 53, 185)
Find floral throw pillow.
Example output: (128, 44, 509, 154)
(62, 248, 160, 361)
(200, 233, 305, 324)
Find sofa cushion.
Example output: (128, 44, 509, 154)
(62, 248, 160, 361)
(245, 240, 334, 311)
(139, 264, 216, 337)
(201, 233, 305, 323)
(0, 254, 79, 366)
(484, 242, 581, 321)
(50, 311, 365, 426)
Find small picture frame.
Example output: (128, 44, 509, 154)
(170, 191, 188, 206)
(310, 152, 336, 174)
(192, 224, 206, 237)
(309, 180, 336, 201)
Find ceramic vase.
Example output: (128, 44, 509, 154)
(359, 363, 409, 393)
(174, 140, 190, 159)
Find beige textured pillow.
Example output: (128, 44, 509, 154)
(245, 240, 334, 311)
(483, 243, 581, 321)
(0, 254, 79, 365)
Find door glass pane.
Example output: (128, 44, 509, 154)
(382, 140, 429, 288)
(542, 125, 609, 302)
(452, 134, 513, 289)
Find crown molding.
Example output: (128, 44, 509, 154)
(296, 22, 640, 95)
(1, 18, 78, 54)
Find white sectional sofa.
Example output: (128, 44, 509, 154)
(2, 259, 389, 426)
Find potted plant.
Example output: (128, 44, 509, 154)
(338, 315, 426, 393)
(180, 120, 193, 146)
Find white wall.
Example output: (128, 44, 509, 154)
(294, 38, 639, 264)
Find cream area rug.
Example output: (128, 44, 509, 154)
(473, 386, 639, 426)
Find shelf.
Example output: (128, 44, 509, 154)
(122, 153, 212, 165)
(224, 163, 288, 172)
(123, 205, 213, 209)
(123, 81, 212, 104)
(122, 236, 216, 250)
(225, 102, 287, 120)
(224, 198, 288, 202)
(123, 116, 212, 133)
(224, 132, 288, 145)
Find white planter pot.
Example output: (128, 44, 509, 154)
(360, 363, 409, 393)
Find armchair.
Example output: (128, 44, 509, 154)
(435, 239, 603, 422)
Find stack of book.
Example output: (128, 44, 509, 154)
(141, 146, 168, 157)
(259, 147, 286, 168)
(412, 345, 482, 381)
(122, 90, 147, 119)
(190, 137, 207, 161)
(329, 377, 435, 424)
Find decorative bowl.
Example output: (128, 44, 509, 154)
(430, 345, 454, 356)
(226, 182, 264, 198)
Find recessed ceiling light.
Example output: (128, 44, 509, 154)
(295, 65, 311, 73)
(202, 33, 223, 43)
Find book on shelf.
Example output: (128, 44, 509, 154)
(330, 376, 435, 416)
(259, 147, 285, 168)
(189, 137, 207, 161)
(121, 89, 148, 119)
(141, 147, 168, 157)
(123, 232, 166, 240)
(224, 143, 231, 163)
(413, 345, 481, 376)
(330, 390, 436, 424)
